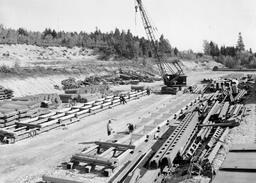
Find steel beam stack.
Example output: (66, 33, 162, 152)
(149, 111, 199, 169)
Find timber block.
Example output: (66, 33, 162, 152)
(85, 165, 92, 173)
(103, 168, 113, 177)
(162, 166, 169, 175)
(66, 163, 72, 169)
(67, 161, 79, 169)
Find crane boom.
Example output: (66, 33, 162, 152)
(135, 0, 166, 76)
(135, 0, 187, 90)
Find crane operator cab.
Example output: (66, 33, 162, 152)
(163, 74, 187, 87)
(162, 74, 187, 94)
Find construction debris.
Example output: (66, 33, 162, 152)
(0, 85, 13, 101)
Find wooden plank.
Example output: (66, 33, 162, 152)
(56, 108, 71, 113)
(42, 175, 84, 183)
(49, 113, 65, 120)
(102, 102, 112, 108)
(19, 117, 39, 124)
(96, 98, 105, 102)
(76, 109, 89, 116)
(71, 154, 118, 167)
(99, 147, 115, 157)
(15, 122, 41, 129)
(63, 118, 80, 126)
(95, 141, 135, 150)
(112, 99, 120, 104)
(59, 114, 75, 121)
(0, 120, 17, 127)
(85, 101, 95, 105)
(66, 109, 80, 115)
(93, 101, 104, 106)
(90, 105, 101, 111)
(80, 105, 91, 110)
(104, 99, 113, 103)
(4, 115, 19, 122)
(71, 103, 85, 109)
(0, 129, 17, 137)
(39, 111, 56, 118)
(230, 144, 256, 152)
(33, 118, 49, 125)
(40, 119, 59, 128)
(105, 95, 114, 99)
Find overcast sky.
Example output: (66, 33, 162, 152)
(0, 0, 256, 52)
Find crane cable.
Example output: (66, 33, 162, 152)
(134, 0, 138, 31)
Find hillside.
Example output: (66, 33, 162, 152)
(0, 44, 96, 67)
(0, 44, 223, 97)
(0, 44, 222, 69)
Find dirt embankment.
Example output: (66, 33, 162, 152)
(0, 44, 221, 71)
(0, 44, 223, 97)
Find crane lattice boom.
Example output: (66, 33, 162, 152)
(135, 0, 186, 88)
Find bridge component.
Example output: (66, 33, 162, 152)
(149, 111, 198, 169)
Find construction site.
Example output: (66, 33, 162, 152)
(1, 0, 256, 183)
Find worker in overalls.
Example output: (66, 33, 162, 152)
(127, 123, 135, 134)
(120, 95, 127, 104)
(146, 88, 151, 95)
(107, 120, 113, 136)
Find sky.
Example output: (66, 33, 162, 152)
(0, 0, 256, 52)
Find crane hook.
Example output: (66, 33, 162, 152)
(135, 5, 138, 12)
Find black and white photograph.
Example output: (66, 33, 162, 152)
(0, 0, 256, 182)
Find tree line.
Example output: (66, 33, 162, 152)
(0, 25, 179, 59)
(203, 33, 256, 68)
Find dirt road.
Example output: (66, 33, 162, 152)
(0, 71, 228, 183)
(0, 93, 182, 183)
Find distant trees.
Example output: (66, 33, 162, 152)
(236, 32, 245, 52)
(18, 28, 28, 36)
(0, 25, 181, 60)
(203, 40, 219, 57)
(159, 34, 172, 56)
(203, 32, 256, 68)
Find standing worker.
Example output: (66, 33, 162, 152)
(146, 88, 151, 95)
(120, 94, 127, 104)
(154, 126, 161, 139)
(123, 95, 127, 104)
(127, 123, 135, 134)
(107, 120, 113, 136)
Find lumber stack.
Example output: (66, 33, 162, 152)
(12, 93, 61, 108)
(0, 109, 18, 128)
(59, 94, 79, 103)
(0, 86, 14, 101)
(0, 100, 47, 128)
(60, 92, 102, 104)
(131, 85, 145, 91)
(0, 90, 148, 143)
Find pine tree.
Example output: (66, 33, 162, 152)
(203, 40, 211, 55)
(236, 32, 245, 51)
(174, 47, 179, 56)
